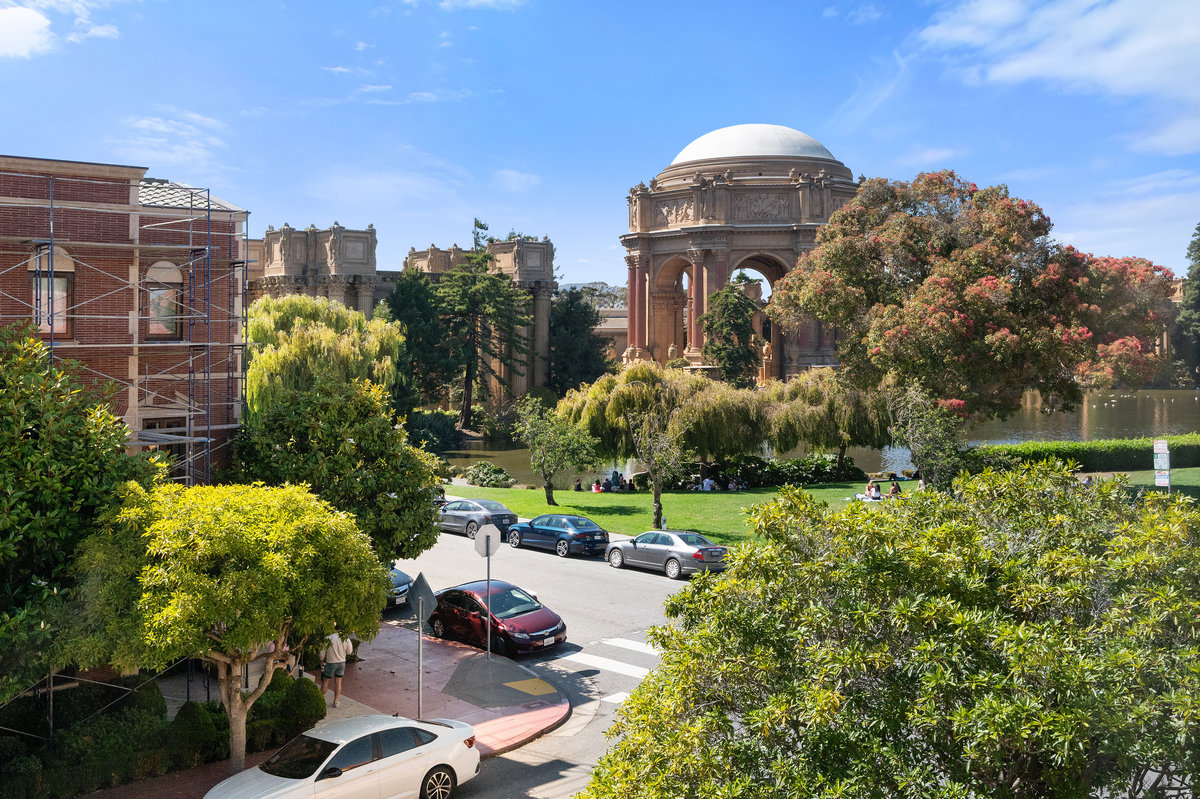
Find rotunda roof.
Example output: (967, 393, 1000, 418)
(669, 124, 837, 166)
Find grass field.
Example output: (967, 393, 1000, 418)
(447, 467, 1200, 545)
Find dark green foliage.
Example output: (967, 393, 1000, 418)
(0, 674, 165, 741)
(42, 707, 170, 796)
(0, 323, 163, 702)
(463, 461, 516, 488)
(406, 409, 460, 452)
(547, 288, 615, 397)
(700, 285, 761, 389)
(1172, 222, 1200, 376)
(665, 357, 690, 369)
(969, 432, 1200, 472)
(381, 269, 460, 406)
(167, 701, 219, 769)
(437, 243, 533, 430)
(234, 378, 441, 562)
(283, 674, 327, 736)
(716, 454, 866, 488)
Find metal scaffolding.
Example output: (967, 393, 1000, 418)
(0, 164, 248, 485)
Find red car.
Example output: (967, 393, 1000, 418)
(428, 580, 566, 657)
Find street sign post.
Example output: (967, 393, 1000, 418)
(474, 525, 502, 661)
(410, 573, 436, 717)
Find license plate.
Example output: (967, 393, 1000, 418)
(542, 636, 556, 646)
(394, 596, 406, 606)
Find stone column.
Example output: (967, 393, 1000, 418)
(321, 275, 349, 306)
(685, 248, 707, 357)
(710, 246, 729, 295)
(355, 276, 379, 316)
(531, 280, 554, 388)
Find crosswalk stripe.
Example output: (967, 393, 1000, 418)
(600, 692, 630, 704)
(554, 651, 650, 678)
(599, 637, 657, 656)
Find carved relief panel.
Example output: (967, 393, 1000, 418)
(733, 193, 792, 221)
(654, 197, 694, 227)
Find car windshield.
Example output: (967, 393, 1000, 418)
(677, 533, 713, 547)
(476, 500, 509, 512)
(487, 587, 542, 619)
(568, 517, 600, 530)
(260, 734, 338, 779)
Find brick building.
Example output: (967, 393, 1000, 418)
(0, 156, 249, 484)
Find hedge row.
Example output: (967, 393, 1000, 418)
(969, 433, 1200, 472)
(0, 669, 326, 799)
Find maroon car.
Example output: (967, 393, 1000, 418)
(428, 580, 567, 657)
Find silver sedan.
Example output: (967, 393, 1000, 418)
(605, 530, 728, 579)
(437, 498, 518, 539)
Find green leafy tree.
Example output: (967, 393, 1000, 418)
(380, 269, 460, 406)
(770, 171, 1176, 418)
(888, 382, 968, 488)
(0, 323, 162, 702)
(512, 395, 598, 505)
(233, 378, 441, 561)
(583, 461, 1200, 799)
(547, 287, 615, 397)
(700, 284, 761, 389)
(674, 378, 766, 475)
(246, 294, 415, 419)
(438, 244, 532, 431)
(68, 482, 386, 773)
(1174, 221, 1200, 376)
(765, 367, 890, 477)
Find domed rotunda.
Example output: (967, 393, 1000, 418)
(621, 123, 859, 379)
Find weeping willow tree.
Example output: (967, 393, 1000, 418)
(765, 367, 889, 477)
(245, 294, 415, 419)
(559, 362, 765, 528)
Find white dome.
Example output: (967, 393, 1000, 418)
(670, 124, 837, 165)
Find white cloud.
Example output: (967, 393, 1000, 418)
(896, 146, 962, 169)
(830, 50, 910, 131)
(493, 169, 540, 193)
(324, 66, 352, 74)
(822, 6, 838, 18)
(355, 41, 370, 51)
(66, 23, 117, 43)
(354, 84, 392, 93)
(0, 6, 54, 57)
(396, 87, 473, 103)
(920, 0, 1200, 154)
(847, 4, 883, 24)
(109, 110, 228, 170)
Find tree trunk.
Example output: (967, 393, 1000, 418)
(652, 477, 663, 529)
(459, 328, 478, 430)
(543, 475, 556, 506)
(836, 443, 847, 479)
(214, 650, 284, 774)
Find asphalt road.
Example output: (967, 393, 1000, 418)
(392, 525, 687, 798)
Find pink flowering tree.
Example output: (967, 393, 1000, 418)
(769, 171, 1175, 421)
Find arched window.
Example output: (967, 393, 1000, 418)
(146, 262, 183, 338)
(28, 246, 74, 336)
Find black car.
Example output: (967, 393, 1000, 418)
(386, 568, 412, 608)
(506, 514, 609, 557)
(437, 499, 518, 539)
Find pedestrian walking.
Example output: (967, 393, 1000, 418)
(320, 627, 352, 708)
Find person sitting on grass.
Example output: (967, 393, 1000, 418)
(889, 479, 903, 498)
(592, 479, 603, 493)
(866, 480, 882, 500)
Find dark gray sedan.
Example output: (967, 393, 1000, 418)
(605, 531, 728, 579)
(437, 498, 518, 539)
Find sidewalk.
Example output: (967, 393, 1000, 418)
(84, 621, 570, 799)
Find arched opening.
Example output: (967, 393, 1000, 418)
(730, 254, 789, 382)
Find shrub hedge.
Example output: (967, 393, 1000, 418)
(463, 460, 517, 488)
(969, 433, 1200, 472)
(0, 669, 325, 799)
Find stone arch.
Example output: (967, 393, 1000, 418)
(649, 256, 692, 357)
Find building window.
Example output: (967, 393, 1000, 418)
(29, 247, 74, 337)
(146, 262, 183, 339)
(142, 417, 188, 480)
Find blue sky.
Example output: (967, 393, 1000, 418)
(2, 0, 1198, 287)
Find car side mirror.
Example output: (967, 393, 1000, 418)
(318, 766, 343, 781)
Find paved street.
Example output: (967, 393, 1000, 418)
(392, 525, 686, 797)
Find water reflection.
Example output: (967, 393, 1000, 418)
(440, 390, 1200, 484)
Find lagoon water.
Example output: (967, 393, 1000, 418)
(442, 390, 1200, 485)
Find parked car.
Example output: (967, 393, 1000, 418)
(429, 579, 566, 657)
(438, 498, 518, 539)
(507, 513, 609, 557)
(203, 713, 479, 799)
(605, 530, 728, 579)
(387, 567, 413, 608)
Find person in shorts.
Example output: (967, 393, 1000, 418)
(320, 629, 352, 708)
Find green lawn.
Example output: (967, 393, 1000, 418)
(447, 481, 869, 545)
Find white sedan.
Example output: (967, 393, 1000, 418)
(204, 714, 479, 799)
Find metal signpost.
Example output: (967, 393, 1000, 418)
(1154, 439, 1170, 493)
(409, 573, 436, 718)
(474, 524, 502, 661)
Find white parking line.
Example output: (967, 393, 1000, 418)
(553, 652, 650, 679)
(599, 637, 658, 656)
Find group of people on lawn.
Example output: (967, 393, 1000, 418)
(575, 470, 634, 493)
(862, 473, 925, 501)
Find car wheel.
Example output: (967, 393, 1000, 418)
(465, 521, 478, 540)
(608, 549, 624, 569)
(509, 530, 521, 548)
(665, 558, 682, 580)
(431, 617, 446, 639)
(556, 539, 570, 558)
(420, 766, 456, 799)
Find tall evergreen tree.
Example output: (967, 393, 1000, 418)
(381, 268, 460, 406)
(547, 287, 615, 397)
(700, 284, 761, 389)
(1174, 221, 1200, 377)
(437, 226, 532, 430)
